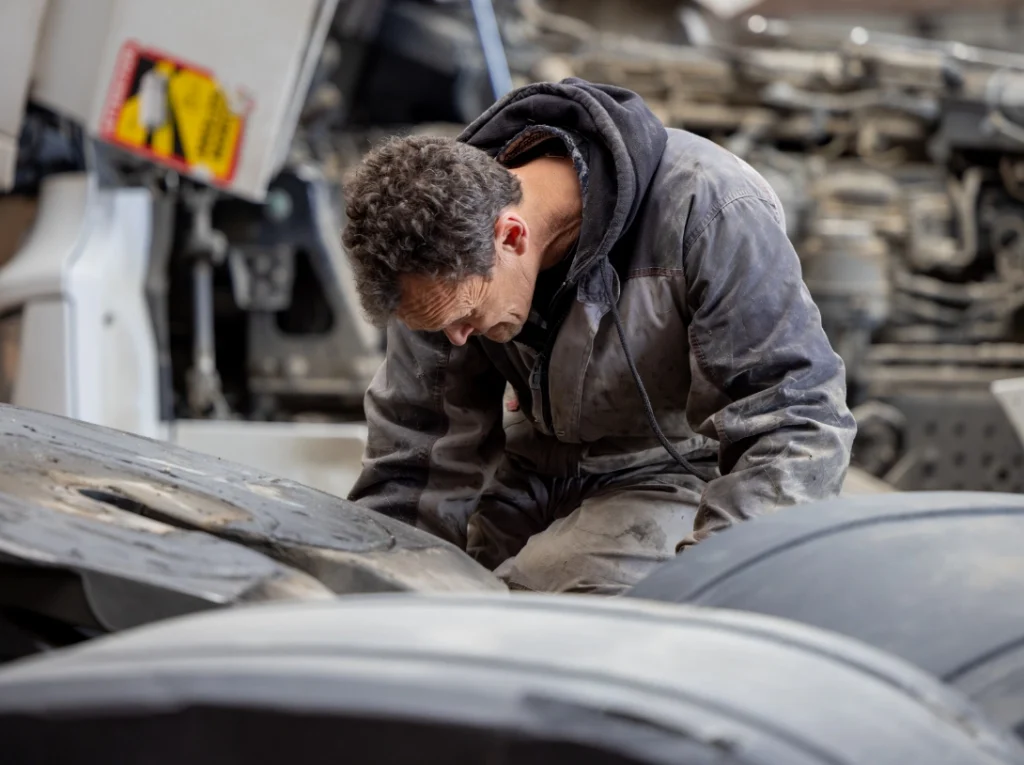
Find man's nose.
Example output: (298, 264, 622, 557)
(444, 324, 474, 346)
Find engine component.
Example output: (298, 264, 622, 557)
(228, 243, 296, 313)
(629, 491, 1024, 741)
(182, 186, 231, 418)
(850, 400, 906, 477)
(200, 165, 385, 417)
(501, 6, 1024, 489)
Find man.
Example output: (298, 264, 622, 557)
(342, 78, 856, 594)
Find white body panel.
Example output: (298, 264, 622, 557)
(31, 0, 117, 126)
(30, 0, 338, 200)
(0, 173, 162, 438)
(0, 0, 367, 494)
(0, 0, 49, 189)
(16, 300, 73, 416)
(1, 172, 367, 495)
(172, 421, 367, 500)
(0, 173, 88, 311)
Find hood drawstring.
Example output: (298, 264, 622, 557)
(603, 263, 716, 482)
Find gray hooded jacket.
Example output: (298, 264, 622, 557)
(349, 79, 856, 550)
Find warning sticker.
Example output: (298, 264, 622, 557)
(100, 41, 252, 186)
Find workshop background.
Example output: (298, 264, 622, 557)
(4, 0, 1024, 501)
(10, 3, 1024, 761)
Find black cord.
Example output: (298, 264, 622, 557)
(604, 264, 715, 481)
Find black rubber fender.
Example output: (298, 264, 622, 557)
(0, 595, 1020, 764)
(628, 491, 1024, 739)
(0, 404, 503, 640)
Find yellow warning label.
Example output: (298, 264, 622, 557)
(101, 42, 250, 186)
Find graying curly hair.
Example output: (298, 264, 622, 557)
(341, 135, 523, 326)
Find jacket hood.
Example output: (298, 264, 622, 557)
(458, 78, 668, 295)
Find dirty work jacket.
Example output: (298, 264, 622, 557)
(349, 79, 857, 550)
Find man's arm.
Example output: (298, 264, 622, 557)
(348, 320, 508, 548)
(681, 194, 857, 547)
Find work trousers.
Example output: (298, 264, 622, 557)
(466, 457, 704, 596)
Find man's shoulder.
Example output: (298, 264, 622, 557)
(648, 129, 783, 240)
(625, 130, 783, 273)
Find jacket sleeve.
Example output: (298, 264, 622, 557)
(347, 320, 508, 548)
(681, 194, 857, 547)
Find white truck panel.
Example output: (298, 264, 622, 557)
(31, 0, 338, 200)
(0, 0, 50, 189)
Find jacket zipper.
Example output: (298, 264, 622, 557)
(538, 280, 574, 436)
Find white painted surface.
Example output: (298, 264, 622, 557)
(0, 171, 366, 492)
(14, 299, 73, 416)
(0, 173, 87, 418)
(31, 0, 117, 124)
(0, 172, 161, 437)
(66, 184, 161, 437)
(32, 0, 338, 199)
(0, 0, 48, 189)
(0, 174, 90, 312)
(172, 420, 368, 500)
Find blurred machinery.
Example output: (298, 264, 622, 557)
(501, 0, 1024, 493)
(0, 0, 506, 493)
(6, 0, 1024, 497)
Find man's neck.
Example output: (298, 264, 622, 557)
(509, 157, 583, 271)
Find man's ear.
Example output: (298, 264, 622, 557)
(495, 210, 528, 258)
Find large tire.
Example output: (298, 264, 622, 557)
(628, 492, 1024, 739)
(0, 595, 1020, 764)
(0, 405, 502, 655)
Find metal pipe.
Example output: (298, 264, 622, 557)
(188, 257, 228, 418)
(469, 0, 513, 100)
(193, 259, 216, 380)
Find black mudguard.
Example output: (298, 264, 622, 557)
(629, 492, 1024, 739)
(0, 595, 1020, 764)
(0, 404, 502, 654)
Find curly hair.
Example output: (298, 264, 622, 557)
(341, 135, 523, 326)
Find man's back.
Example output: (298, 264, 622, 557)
(488, 127, 801, 469)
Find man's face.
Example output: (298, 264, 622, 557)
(397, 248, 537, 346)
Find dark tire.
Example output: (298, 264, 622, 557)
(628, 492, 1024, 738)
(0, 404, 501, 646)
(0, 595, 1020, 764)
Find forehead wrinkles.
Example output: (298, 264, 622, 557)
(400, 277, 471, 329)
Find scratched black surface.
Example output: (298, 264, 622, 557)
(0, 492, 326, 632)
(0, 405, 500, 633)
(629, 491, 1024, 739)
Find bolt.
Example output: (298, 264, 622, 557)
(264, 189, 293, 223)
(286, 355, 309, 378)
